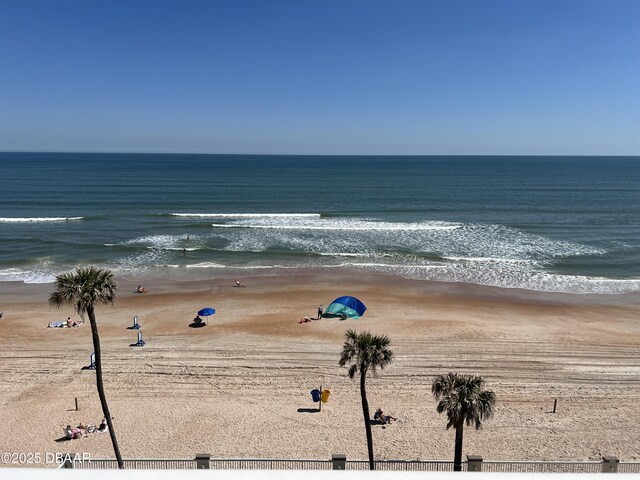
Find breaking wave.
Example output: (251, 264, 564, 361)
(0, 217, 83, 223)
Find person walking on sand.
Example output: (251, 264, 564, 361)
(317, 305, 323, 319)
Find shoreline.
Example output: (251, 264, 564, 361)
(3, 268, 640, 304)
(1, 269, 639, 464)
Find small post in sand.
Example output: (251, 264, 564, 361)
(75, 397, 79, 411)
(552, 398, 558, 413)
(319, 384, 322, 412)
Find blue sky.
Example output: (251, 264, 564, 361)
(1, 0, 639, 155)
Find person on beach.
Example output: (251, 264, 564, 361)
(137, 285, 149, 293)
(299, 316, 312, 324)
(97, 418, 108, 432)
(374, 408, 397, 424)
(64, 425, 82, 439)
(317, 305, 323, 319)
(235, 280, 246, 287)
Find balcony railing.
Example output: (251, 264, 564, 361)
(63, 455, 640, 473)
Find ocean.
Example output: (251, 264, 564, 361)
(0, 153, 638, 294)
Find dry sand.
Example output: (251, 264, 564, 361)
(1, 272, 639, 467)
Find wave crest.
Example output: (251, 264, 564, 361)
(0, 217, 83, 223)
(171, 213, 321, 218)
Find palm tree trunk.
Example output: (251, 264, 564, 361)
(360, 366, 375, 470)
(453, 423, 464, 472)
(87, 306, 124, 469)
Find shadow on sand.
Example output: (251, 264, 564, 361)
(297, 408, 321, 413)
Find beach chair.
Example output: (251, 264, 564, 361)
(87, 352, 96, 370)
(129, 315, 141, 330)
(134, 331, 146, 347)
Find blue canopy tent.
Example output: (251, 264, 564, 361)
(324, 296, 367, 319)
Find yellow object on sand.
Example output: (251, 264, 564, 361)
(321, 389, 330, 403)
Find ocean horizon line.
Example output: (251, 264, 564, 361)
(1, 151, 639, 159)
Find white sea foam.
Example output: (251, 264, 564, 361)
(184, 262, 290, 269)
(442, 256, 534, 264)
(186, 262, 227, 269)
(211, 218, 602, 263)
(421, 223, 605, 261)
(124, 234, 202, 250)
(172, 213, 321, 218)
(346, 262, 640, 294)
(211, 222, 459, 231)
(319, 252, 378, 257)
(0, 267, 57, 283)
(342, 262, 449, 269)
(0, 217, 83, 223)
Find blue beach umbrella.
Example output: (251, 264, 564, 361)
(325, 296, 367, 319)
(198, 307, 216, 317)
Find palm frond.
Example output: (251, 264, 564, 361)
(339, 329, 393, 379)
(49, 266, 117, 315)
(432, 373, 496, 430)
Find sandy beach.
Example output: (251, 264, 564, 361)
(1, 272, 639, 466)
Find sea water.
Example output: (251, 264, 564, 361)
(0, 153, 638, 294)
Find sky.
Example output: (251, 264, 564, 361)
(1, 0, 639, 155)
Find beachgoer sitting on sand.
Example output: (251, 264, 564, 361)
(64, 425, 82, 439)
(374, 408, 397, 424)
(97, 418, 108, 432)
(137, 285, 149, 293)
(298, 316, 312, 324)
(234, 280, 246, 287)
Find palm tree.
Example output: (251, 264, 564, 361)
(339, 329, 393, 470)
(49, 266, 124, 469)
(431, 372, 495, 471)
